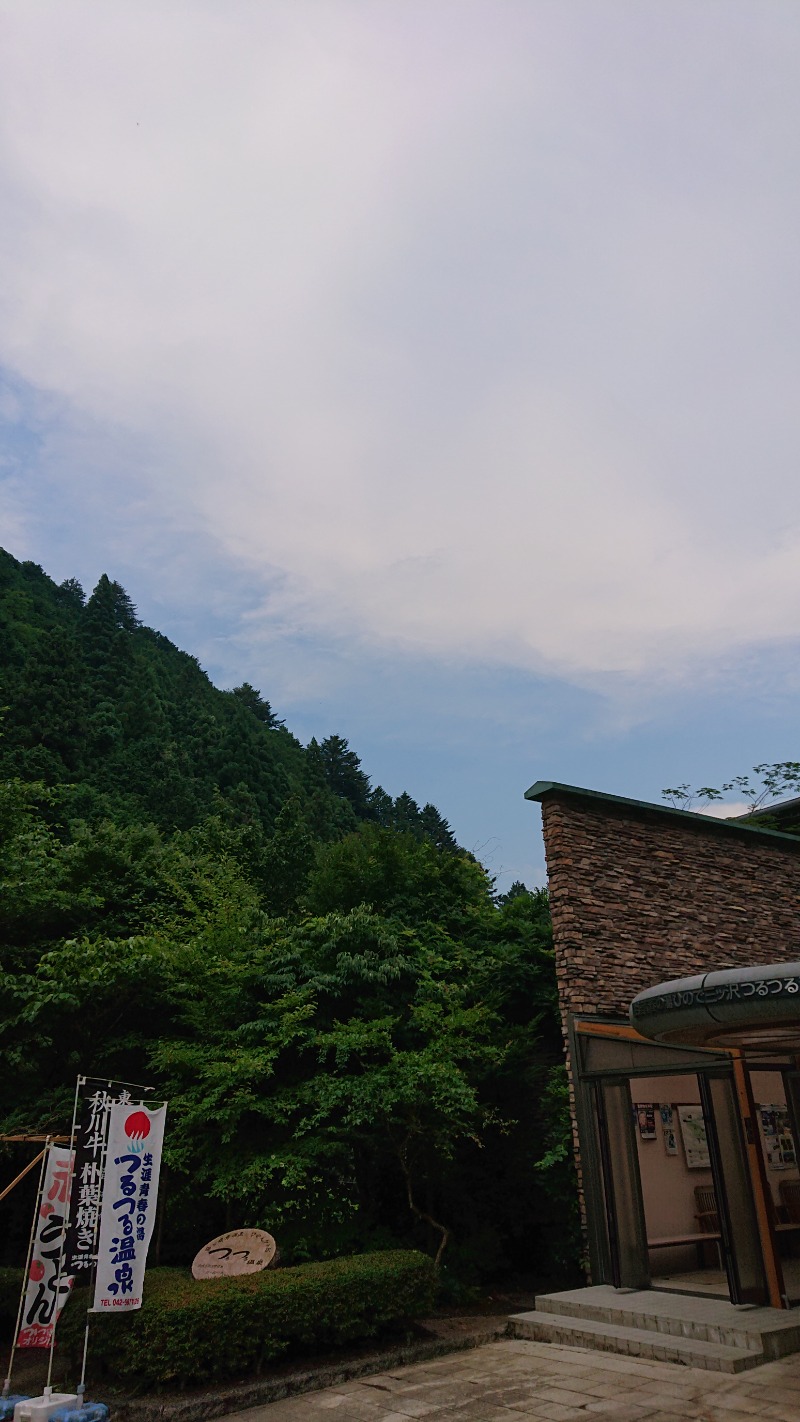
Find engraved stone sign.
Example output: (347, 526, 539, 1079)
(192, 1228, 278, 1279)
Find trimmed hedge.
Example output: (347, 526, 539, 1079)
(59, 1250, 436, 1389)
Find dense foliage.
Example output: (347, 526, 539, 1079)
(0, 549, 579, 1284)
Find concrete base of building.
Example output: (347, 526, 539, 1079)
(510, 1285, 800, 1372)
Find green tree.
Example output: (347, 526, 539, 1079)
(663, 763, 800, 819)
(305, 823, 491, 933)
(228, 682, 284, 729)
(315, 735, 373, 819)
(0, 548, 575, 1279)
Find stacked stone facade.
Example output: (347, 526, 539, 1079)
(539, 791, 800, 1026)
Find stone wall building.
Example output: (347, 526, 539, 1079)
(526, 780, 800, 1311)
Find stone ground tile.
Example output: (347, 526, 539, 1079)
(637, 1390, 722, 1415)
(356, 1376, 410, 1392)
(217, 1338, 800, 1422)
(761, 1382, 800, 1403)
(316, 1392, 387, 1410)
(311, 1411, 385, 1422)
(302, 1396, 370, 1414)
(645, 1414, 718, 1422)
(642, 1381, 702, 1400)
(480, 1410, 581, 1422)
(771, 1366, 800, 1386)
(751, 1383, 800, 1405)
(741, 1374, 800, 1398)
(353, 1413, 415, 1422)
(459, 1388, 520, 1405)
(450, 1412, 526, 1422)
(699, 1397, 768, 1417)
(344, 1412, 415, 1422)
(439, 1403, 525, 1416)
(533, 1384, 619, 1409)
(569, 1377, 637, 1398)
(300, 1403, 382, 1420)
(359, 1398, 441, 1418)
(317, 1393, 386, 1409)
(504, 1403, 581, 1422)
(581, 1400, 661, 1418)
(330, 1393, 402, 1413)
(378, 1390, 474, 1413)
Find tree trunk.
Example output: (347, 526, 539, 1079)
(397, 1144, 451, 1268)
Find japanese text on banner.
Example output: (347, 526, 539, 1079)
(17, 1145, 75, 1348)
(63, 1080, 133, 1276)
(92, 1103, 166, 1313)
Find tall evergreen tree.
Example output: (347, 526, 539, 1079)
(229, 682, 284, 728)
(315, 735, 374, 819)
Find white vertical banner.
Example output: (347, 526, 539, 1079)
(18, 1145, 75, 1347)
(64, 1080, 135, 1275)
(92, 1103, 167, 1313)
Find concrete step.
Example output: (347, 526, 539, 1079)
(534, 1286, 800, 1358)
(508, 1310, 763, 1373)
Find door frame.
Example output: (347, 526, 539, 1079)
(569, 1017, 787, 1308)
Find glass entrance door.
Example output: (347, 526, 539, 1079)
(592, 1068, 768, 1303)
(573, 1024, 780, 1305)
(594, 1078, 649, 1290)
(699, 1073, 768, 1305)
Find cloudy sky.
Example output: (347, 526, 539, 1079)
(2, 0, 800, 885)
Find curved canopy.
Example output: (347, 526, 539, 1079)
(630, 962, 800, 1051)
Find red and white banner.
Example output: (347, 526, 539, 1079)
(18, 1145, 75, 1348)
(92, 1103, 166, 1313)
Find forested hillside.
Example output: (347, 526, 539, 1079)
(0, 550, 579, 1286)
(0, 551, 457, 850)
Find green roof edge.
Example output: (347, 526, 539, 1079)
(524, 780, 800, 848)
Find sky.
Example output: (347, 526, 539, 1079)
(2, 0, 800, 888)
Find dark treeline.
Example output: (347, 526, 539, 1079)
(0, 550, 579, 1288)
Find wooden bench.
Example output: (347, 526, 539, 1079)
(647, 1232, 722, 1268)
(694, 1184, 800, 1260)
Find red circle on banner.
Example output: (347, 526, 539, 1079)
(30, 1260, 45, 1282)
(125, 1110, 152, 1140)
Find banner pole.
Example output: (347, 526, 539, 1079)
(76, 1081, 121, 1403)
(2, 1137, 51, 1398)
(77, 1316, 92, 1405)
(0, 1148, 47, 1205)
(44, 1079, 83, 1394)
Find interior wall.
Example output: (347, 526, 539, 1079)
(630, 1074, 714, 1241)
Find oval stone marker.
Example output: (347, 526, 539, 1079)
(192, 1228, 278, 1279)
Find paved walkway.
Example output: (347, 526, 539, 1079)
(221, 1337, 800, 1421)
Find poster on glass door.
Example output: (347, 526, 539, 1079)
(677, 1105, 711, 1169)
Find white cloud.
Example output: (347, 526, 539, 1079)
(693, 801, 752, 820)
(2, 1, 800, 687)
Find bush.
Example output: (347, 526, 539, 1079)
(59, 1250, 436, 1389)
